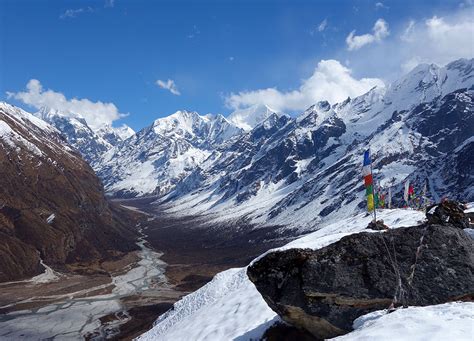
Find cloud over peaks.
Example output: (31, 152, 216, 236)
(7, 79, 125, 129)
(225, 60, 384, 112)
(399, 13, 474, 72)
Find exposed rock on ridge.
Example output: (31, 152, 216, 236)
(247, 209, 474, 339)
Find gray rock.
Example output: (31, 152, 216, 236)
(247, 224, 474, 339)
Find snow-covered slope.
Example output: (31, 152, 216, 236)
(137, 208, 474, 341)
(155, 58, 473, 231)
(35, 107, 134, 167)
(333, 302, 473, 341)
(227, 104, 283, 131)
(97, 110, 243, 197)
(89, 58, 473, 230)
(0, 103, 72, 156)
(96, 123, 135, 145)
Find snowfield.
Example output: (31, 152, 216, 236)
(333, 302, 474, 341)
(137, 208, 473, 341)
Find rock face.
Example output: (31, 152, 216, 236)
(0, 103, 138, 282)
(247, 224, 474, 339)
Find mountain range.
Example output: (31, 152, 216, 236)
(36, 107, 134, 167)
(4, 58, 473, 234)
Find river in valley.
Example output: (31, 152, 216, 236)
(0, 224, 179, 340)
(0, 199, 287, 340)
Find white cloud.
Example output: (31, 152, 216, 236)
(59, 7, 94, 19)
(346, 19, 390, 51)
(7, 79, 125, 129)
(225, 59, 384, 112)
(341, 8, 473, 81)
(310, 19, 328, 36)
(318, 19, 328, 32)
(400, 20, 416, 42)
(156, 79, 181, 96)
(398, 13, 474, 72)
(375, 2, 389, 10)
(60, 2, 114, 19)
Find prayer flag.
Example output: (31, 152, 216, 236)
(363, 150, 375, 212)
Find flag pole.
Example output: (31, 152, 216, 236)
(369, 149, 377, 222)
(388, 186, 392, 209)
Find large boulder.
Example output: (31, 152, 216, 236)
(247, 224, 474, 339)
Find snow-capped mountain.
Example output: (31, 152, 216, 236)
(97, 110, 243, 197)
(96, 123, 135, 145)
(154, 58, 474, 230)
(92, 58, 473, 232)
(227, 103, 282, 131)
(35, 107, 134, 167)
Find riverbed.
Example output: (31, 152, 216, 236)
(0, 199, 289, 340)
(0, 225, 179, 340)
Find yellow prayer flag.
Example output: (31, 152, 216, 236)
(367, 193, 374, 211)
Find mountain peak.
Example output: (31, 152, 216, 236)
(152, 110, 205, 137)
(227, 104, 281, 131)
(96, 123, 135, 144)
(385, 58, 473, 111)
(114, 124, 135, 140)
(296, 100, 336, 125)
(36, 106, 88, 126)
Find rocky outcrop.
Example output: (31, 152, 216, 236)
(0, 103, 138, 282)
(426, 199, 470, 229)
(366, 220, 389, 230)
(247, 222, 474, 339)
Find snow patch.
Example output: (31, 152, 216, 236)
(228, 104, 281, 131)
(334, 302, 474, 341)
(46, 213, 55, 224)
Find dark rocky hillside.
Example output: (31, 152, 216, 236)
(0, 103, 138, 282)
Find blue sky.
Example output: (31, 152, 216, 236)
(1, 0, 472, 131)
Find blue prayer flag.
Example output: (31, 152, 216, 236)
(363, 150, 371, 166)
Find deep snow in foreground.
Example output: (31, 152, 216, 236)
(333, 302, 473, 341)
(136, 208, 473, 341)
